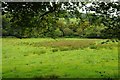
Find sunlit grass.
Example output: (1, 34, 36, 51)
(2, 38, 118, 78)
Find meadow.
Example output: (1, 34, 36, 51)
(2, 38, 118, 78)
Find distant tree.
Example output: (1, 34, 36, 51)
(56, 18, 66, 36)
(84, 24, 105, 38)
(54, 28, 63, 37)
(79, 20, 90, 37)
(67, 21, 78, 32)
(63, 28, 73, 37)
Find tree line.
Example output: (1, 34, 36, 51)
(1, 1, 120, 39)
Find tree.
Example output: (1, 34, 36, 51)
(84, 24, 105, 38)
(56, 18, 66, 36)
(2, 2, 61, 38)
(2, 1, 120, 39)
(54, 28, 63, 37)
(78, 20, 90, 37)
(89, 2, 120, 39)
(63, 28, 73, 37)
(2, 14, 12, 36)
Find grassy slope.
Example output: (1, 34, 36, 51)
(2, 38, 118, 78)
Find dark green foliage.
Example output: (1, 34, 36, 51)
(2, 2, 120, 39)
(89, 2, 120, 39)
(63, 28, 73, 37)
(54, 28, 63, 37)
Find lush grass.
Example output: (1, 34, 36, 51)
(2, 38, 118, 78)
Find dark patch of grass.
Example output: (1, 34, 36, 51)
(52, 48, 59, 52)
(26, 64, 29, 65)
(48, 75, 59, 78)
(33, 50, 46, 55)
(13, 57, 16, 59)
(4, 56, 8, 58)
(33, 75, 44, 80)
(15, 75, 19, 77)
(63, 74, 70, 77)
(24, 54, 28, 56)
(89, 45, 97, 49)
(40, 61, 42, 64)
(59, 47, 70, 51)
(40, 50, 46, 54)
(33, 74, 59, 80)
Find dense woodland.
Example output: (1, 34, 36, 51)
(1, 1, 120, 39)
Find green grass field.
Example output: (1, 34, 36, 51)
(2, 38, 118, 78)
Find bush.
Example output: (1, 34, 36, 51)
(63, 28, 73, 36)
(54, 28, 63, 37)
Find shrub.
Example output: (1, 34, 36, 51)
(63, 28, 73, 36)
(54, 28, 63, 37)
